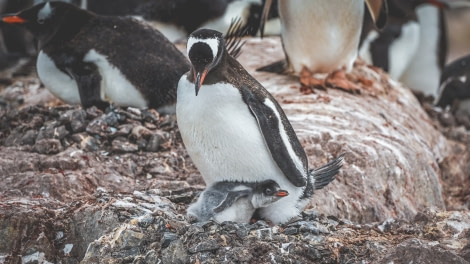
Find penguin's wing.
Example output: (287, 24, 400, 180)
(65, 62, 109, 110)
(240, 85, 308, 187)
(365, 0, 388, 29)
(213, 189, 251, 213)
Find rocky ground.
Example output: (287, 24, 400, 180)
(0, 37, 469, 263)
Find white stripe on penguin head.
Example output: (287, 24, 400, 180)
(38, 2, 53, 21)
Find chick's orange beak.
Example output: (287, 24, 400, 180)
(275, 190, 289, 197)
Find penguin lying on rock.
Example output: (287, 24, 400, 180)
(187, 179, 289, 223)
(177, 28, 344, 224)
(1, 1, 189, 112)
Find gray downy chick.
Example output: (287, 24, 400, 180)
(187, 179, 288, 223)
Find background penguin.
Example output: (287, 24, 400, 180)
(359, 0, 451, 99)
(177, 28, 344, 224)
(187, 179, 289, 223)
(135, 0, 280, 42)
(257, 0, 387, 89)
(435, 54, 470, 127)
(0, 0, 84, 67)
(1, 1, 190, 112)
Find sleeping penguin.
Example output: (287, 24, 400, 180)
(1, 1, 190, 112)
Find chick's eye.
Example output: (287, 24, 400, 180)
(37, 18, 45, 24)
(264, 188, 273, 195)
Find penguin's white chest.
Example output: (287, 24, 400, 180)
(83, 50, 148, 108)
(177, 75, 306, 224)
(37, 51, 81, 104)
(176, 76, 283, 185)
(36, 50, 148, 108)
(279, 0, 364, 73)
(359, 21, 421, 80)
(399, 6, 442, 97)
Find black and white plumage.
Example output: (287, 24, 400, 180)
(435, 54, 470, 117)
(177, 28, 344, 224)
(359, 0, 449, 98)
(92, 0, 278, 42)
(1, 1, 189, 112)
(187, 179, 288, 223)
(258, 0, 388, 75)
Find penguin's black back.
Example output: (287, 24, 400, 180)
(136, 0, 233, 34)
(41, 6, 189, 109)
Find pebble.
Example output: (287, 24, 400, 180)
(161, 232, 179, 248)
(112, 137, 139, 153)
(21, 130, 37, 145)
(34, 139, 63, 154)
(188, 239, 219, 253)
(131, 125, 153, 140)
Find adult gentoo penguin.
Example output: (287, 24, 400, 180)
(1, 1, 189, 112)
(359, 0, 450, 99)
(258, 0, 387, 76)
(187, 179, 289, 223)
(177, 28, 344, 224)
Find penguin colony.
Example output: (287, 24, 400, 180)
(1, 0, 468, 224)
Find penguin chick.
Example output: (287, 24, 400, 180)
(177, 28, 344, 224)
(1, 1, 189, 112)
(187, 179, 288, 223)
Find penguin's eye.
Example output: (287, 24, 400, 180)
(37, 18, 45, 24)
(264, 188, 273, 196)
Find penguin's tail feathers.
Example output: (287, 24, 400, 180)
(310, 153, 345, 190)
(225, 17, 249, 59)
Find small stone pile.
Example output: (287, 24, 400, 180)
(79, 189, 470, 264)
(0, 104, 176, 154)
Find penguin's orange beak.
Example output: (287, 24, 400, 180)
(194, 68, 209, 96)
(1, 15, 26, 24)
(275, 190, 289, 197)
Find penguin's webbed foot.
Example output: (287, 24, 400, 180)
(299, 66, 327, 94)
(325, 70, 361, 94)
